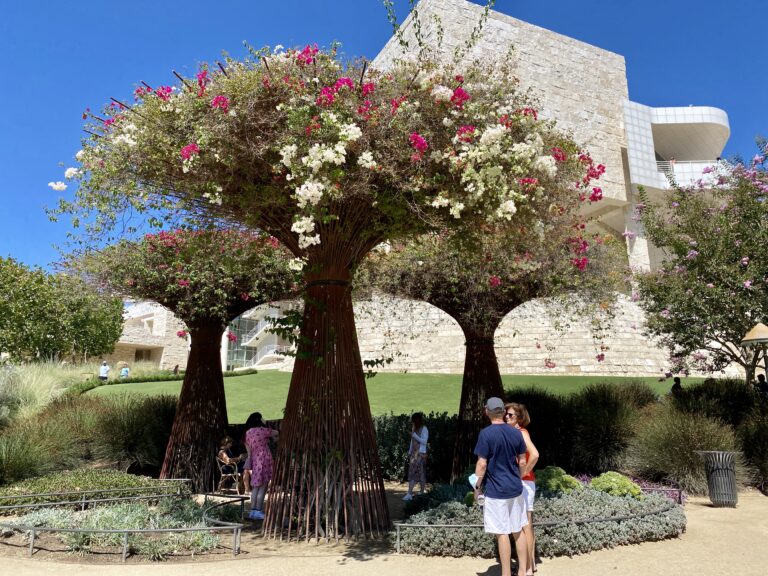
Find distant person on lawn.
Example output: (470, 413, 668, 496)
(474, 397, 530, 576)
(670, 376, 683, 397)
(119, 364, 130, 379)
(756, 374, 768, 398)
(98, 361, 110, 381)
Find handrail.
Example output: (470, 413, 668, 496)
(245, 344, 292, 367)
(242, 316, 274, 344)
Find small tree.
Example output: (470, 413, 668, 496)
(366, 217, 625, 478)
(80, 229, 298, 490)
(638, 146, 768, 382)
(0, 257, 123, 362)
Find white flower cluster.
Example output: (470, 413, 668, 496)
(295, 180, 325, 208)
(64, 167, 79, 179)
(203, 185, 223, 205)
(291, 216, 320, 249)
(496, 199, 518, 219)
(479, 124, 506, 146)
(339, 122, 362, 142)
(301, 142, 347, 173)
(280, 144, 298, 168)
(431, 85, 454, 102)
(357, 151, 377, 169)
(287, 257, 306, 271)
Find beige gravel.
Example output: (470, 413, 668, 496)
(1, 492, 766, 576)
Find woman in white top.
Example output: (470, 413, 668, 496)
(403, 412, 429, 501)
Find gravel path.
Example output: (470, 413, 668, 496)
(2, 493, 766, 576)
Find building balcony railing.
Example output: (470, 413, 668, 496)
(655, 160, 719, 187)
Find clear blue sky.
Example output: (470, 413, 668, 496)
(1, 0, 764, 269)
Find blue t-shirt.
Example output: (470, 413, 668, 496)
(474, 423, 527, 499)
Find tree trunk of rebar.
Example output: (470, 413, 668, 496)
(264, 272, 389, 541)
(160, 322, 227, 492)
(451, 333, 505, 481)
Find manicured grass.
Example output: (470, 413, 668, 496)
(88, 371, 693, 423)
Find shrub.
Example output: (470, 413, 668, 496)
(373, 412, 457, 483)
(568, 383, 639, 473)
(615, 379, 659, 408)
(738, 405, 768, 491)
(626, 403, 752, 494)
(671, 378, 758, 428)
(536, 466, 582, 496)
(398, 489, 685, 558)
(12, 496, 221, 560)
(403, 481, 472, 516)
(504, 386, 572, 468)
(91, 395, 177, 472)
(590, 471, 643, 499)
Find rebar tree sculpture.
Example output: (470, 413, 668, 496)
(364, 219, 627, 480)
(55, 43, 614, 540)
(73, 229, 298, 491)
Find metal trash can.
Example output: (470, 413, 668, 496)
(696, 451, 738, 507)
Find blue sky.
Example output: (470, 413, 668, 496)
(1, 0, 764, 269)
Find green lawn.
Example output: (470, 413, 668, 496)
(88, 372, 690, 424)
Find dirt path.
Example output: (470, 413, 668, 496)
(2, 493, 766, 576)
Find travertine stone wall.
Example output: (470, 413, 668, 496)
(373, 0, 629, 206)
(105, 303, 189, 370)
(354, 294, 671, 376)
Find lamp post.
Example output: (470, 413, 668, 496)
(740, 322, 768, 384)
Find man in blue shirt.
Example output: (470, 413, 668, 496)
(473, 397, 530, 576)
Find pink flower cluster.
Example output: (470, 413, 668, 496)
(409, 132, 428, 162)
(544, 359, 556, 369)
(134, 85, 173, 101)
(177, 279, 190, 287)
(516, 107, 538, 120)
(296, 44, 319, 65)
(488, 275, 502, 288)
(211, 95, 230, 112)
(450, 86, 470, 108)
(519, 177, 539, 189)
(316, 77, 356, 107)
(571, 257, 589, 271)
(361, 82, 375, 96)
(589, 187, 603, 202)
(456, 125, 476, 143)
(177, 330, 188, 338)
(596, 353, 605, 362)
(180, 143, 200, 160)
(196, 70, 209, 97)
(551, 147, 567, 163)
(227, 331, 238, 343)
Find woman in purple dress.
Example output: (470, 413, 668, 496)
(243, 412, 278, 520)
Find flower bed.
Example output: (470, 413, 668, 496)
(397, 487, 685, 558)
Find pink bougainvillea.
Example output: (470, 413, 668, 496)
(456, 125, 476, 143)
(177, 329, 188, 338)
(361, 82, 375, 96)
(488, 275, 502, 287)
(211, 95, 230, 112)
(450, 86, 470, 108)
(589, 187, 603, 203)
(180, 143, 200, 160)
(551, 147, 567, 163)
(296, 44, 319, 65)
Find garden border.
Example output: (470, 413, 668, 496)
(393, 498, 678, 553)
(0, 483, 248, 562)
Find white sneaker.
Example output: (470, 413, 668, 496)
(402, 493, 413, 501)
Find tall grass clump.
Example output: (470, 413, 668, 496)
(738, 405, 768, 491)
(626, 403, 752, 494)
(568, 383, 640, 474)
(671, 378, 757, 428)
(91, 394, 177, 472)
(504, 386, 571, 468)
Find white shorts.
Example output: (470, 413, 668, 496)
(483, 494, 528, 534)
(522, 480, 535, 512)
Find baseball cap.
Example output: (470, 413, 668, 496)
(485, 397, 505, 411)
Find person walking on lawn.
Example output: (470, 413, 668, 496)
(473, 397, 530, 576)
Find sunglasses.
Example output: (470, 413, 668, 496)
(505, 412, 517, 418)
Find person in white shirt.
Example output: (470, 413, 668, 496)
(403, 412, 429, 501)
(98, 361, 110, 381)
